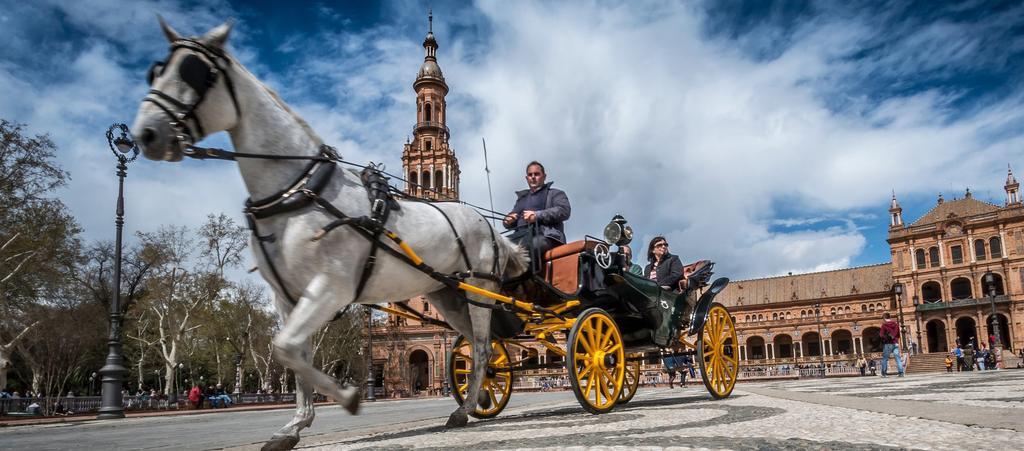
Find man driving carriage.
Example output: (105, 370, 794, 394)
(503, 161, 571, 271)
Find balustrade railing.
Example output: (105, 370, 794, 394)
(0, 392, 326, 417)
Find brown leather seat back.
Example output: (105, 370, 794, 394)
(542, 240, 599, 295)
(679, 260, 710, 291)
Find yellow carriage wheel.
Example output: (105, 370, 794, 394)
(567, 308, 625, 414)
(448, 335, 514, 419)
(697, 303, 739, 399)
(618, 353, 642, 404)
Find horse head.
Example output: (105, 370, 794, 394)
(131, 17, 239, 162)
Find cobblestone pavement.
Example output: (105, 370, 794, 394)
(299, 370, 1024, 450)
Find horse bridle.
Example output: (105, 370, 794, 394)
(144, 39, 241, 151)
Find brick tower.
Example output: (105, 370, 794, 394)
(402, 11, 460, 200)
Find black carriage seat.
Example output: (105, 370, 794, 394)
(542, 240, 600, 295)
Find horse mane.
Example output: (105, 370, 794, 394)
(227, 53, 325, 147)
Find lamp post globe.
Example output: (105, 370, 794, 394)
(97, 123, 139, 420)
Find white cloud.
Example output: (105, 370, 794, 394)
(1, 0, 1021, 286)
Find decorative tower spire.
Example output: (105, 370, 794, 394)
(401, 12, 459, 201)
(1007, 164, 1021, 206)
(889, 190, 903, 229)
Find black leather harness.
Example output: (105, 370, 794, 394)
(150, 39, 523, 323)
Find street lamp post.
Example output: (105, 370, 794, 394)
(366, 307, 376, 401)
(913, 295, 923, 353)
(441, 331, 450, 396)
(814, 303, 825, 377)
(983, 272, 1004, 357)
(97, 123, 139, 420)
(234, 353, 243, 395)
(893, 283, 908, 351)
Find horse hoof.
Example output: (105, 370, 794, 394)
(445, 412, 468, 428)
(261, 435, 300, 451)
(339, 383, 360, 416)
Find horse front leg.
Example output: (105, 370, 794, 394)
(446, 302, 493, 428)
(271, 274, 360, 416)
(262, 340, 317, 451)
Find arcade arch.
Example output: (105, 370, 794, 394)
(802, 332, 822, 357)
(955, 317, 977, 348)
(926, 319, 948, 353)
(408, 349, 430, 393)
(746, 336, 766, 360)
(862, 327, 882, 353)
(774, 334, 794, 358)
(831, 329, 853, 355)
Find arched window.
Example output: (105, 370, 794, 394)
(786, 312, 792, 320)
(915, 249, 926, 269)
(845, 306, 851, 314)
(990, 237, 1002, 258)
(758, 314, 764, 321)
(830, 307, 836, 315)
(950, 277, 972, 300)
(861, 304, 867, 312)
(876, 302, 884, 311)
(921, 281, 942, 303)
(745, 315, 750, 322)
(869, 304, 875, 312)
(424, 102, 432, 122)
(422, 171, 431, 191)
(434, 170, 443, 189)
(772, 313, 778, 321)
(974, 239, 986, 260)
(928, 246, 940, 267)
(409, 171, 418, 189)
(800, 310, 806, 318)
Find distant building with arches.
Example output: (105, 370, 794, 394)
(723, 171, 1023, 371)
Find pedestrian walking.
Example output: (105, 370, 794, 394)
(954, 345, 964, 371)
(879, 313, 904, 377)
(856, 355, 867, 376)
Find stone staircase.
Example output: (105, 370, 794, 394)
(906, 352, 949, 373)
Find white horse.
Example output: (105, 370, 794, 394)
(130, 20, 528, 451)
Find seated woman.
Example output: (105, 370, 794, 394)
(643, 236, 683, 291)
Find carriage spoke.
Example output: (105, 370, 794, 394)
(454, 368, 471, 375)
(584, 368, 596, 398)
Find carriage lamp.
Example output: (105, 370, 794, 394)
(603, 215, 633, 246)
(97, 123, 138, 420)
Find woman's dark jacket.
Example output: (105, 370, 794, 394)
(643, 252, 683, 289)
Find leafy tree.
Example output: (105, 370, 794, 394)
(0, 119, 82, 393)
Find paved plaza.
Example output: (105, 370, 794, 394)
(283, 370, 1024, 451)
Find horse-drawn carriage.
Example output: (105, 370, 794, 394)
(132, 20, 738, 449)
(384, 216, 739, 417)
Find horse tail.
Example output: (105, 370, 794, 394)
(496, 233, 529, 279)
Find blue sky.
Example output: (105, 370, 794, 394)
(1, 0, 1022, 281)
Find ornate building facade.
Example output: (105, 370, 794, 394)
(720, 170, 1023, 373)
